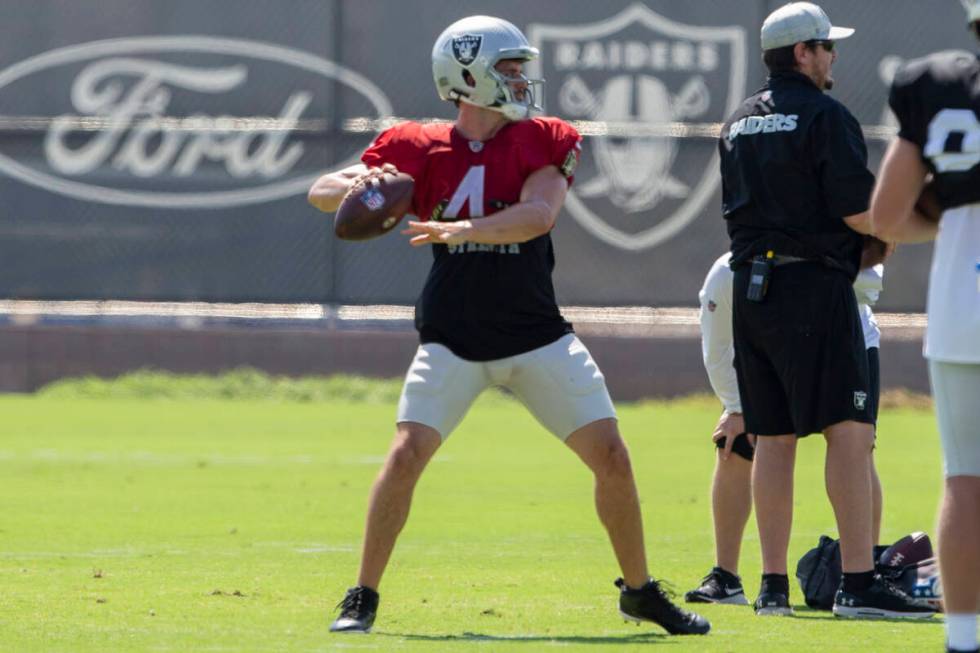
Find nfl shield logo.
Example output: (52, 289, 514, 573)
(527, 6, 747, 251)
(360, 188, 386, 212)
(452, 35, 483, 66)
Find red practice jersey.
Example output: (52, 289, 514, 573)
(360, 117, 582, 361)
(362, 117, 580, 222)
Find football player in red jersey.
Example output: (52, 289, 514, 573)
(309, 15, 708, 637)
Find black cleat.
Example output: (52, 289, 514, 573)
(685, 567, 749, 605)
(330, 586, 379, 633)
(616, 578, 711, 635)
(753, 590, 793, 616)
(832, 574, 935, 620)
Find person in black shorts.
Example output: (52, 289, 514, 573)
(718, 2, 931, 619)
(683, 254, 888, 606)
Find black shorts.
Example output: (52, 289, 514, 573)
(715, 433, 755, 461)
(732, 262, 874, 437)
(867, 346, 880, 424)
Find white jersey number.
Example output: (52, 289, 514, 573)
(924, 109, 980, 172)
(444, 165, 485, 218)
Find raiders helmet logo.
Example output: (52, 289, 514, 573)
(452, 35, 483, 66)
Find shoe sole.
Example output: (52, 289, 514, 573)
(686, 593, 749, 606)
(619, 610, 710, 635)
(833, 605, 935, 620)
(330, 620, 374, 634)
(754, 606, 794, 616)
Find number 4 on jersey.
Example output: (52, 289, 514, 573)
(444, 165, 485, 218)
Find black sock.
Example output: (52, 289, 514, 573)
(761, 573, 789, 595)
(842, 570, 875, 593)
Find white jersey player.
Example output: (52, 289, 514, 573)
(871, 2, 980, 650)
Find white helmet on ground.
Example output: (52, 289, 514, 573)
(432, 15, 543, 121)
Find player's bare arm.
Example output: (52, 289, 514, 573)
(307, 163, 397, 213)
(842, 210, 874, 235)
(402, 164, 568, 247)
(871, 137, 940, 243)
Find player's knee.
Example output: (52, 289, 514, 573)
(385, 442, 427, 479)
(755, 435, 795, 460)
(944, 476, 980, 505)
(594, 438, 633, 479)
(386, 430, 437, 479)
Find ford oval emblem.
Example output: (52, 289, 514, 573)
(0, 36, 393, 208)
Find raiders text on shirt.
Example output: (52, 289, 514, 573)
(728, 113, 799, 139)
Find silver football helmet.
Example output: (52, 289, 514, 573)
(431, 15, 543, 121)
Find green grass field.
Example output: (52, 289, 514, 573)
(0, 378, 947, 652)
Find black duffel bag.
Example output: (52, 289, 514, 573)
(795, 535, 892, 610)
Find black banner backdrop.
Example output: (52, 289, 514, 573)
(0, 0, 972, 310)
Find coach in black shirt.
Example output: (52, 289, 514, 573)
(718, 2, 931, 619)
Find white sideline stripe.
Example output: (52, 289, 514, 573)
(0, 300, 927, 328)
(0, 300, 328, 321)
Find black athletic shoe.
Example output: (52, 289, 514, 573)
(685, 567, 749, 605)
(832, 574, 935, 620)
(616, 578, 711, 635)
(753, 590, 793, 616)
(947, 648, 980, 653)
(330, 586, 379, 633)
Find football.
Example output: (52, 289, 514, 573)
(878, 531, 934, 569)
(334, 171, 414, 241)
(860, 235, 891, 269)
(914, 180, 942, 223)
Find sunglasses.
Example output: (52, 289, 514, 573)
(805, 39, 835, 52)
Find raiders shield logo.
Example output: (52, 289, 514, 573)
(527, 6, 747, 251)
(452, 34, 483, 66)
(853, 391, 868, 410)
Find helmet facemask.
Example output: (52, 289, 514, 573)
(468, 61, 543, 121)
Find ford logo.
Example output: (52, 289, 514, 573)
(0, 36, 393, 208)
